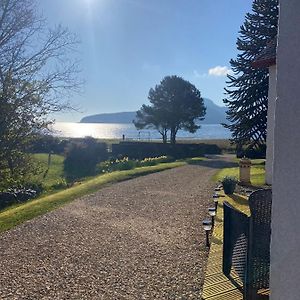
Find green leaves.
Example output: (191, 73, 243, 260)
(224, 0, 278, 150)
(134, 75, 206, 144)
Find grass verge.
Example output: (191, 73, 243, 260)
(212, 159, 266, 187)
(32, 153, 65, 188)
(0, 161, 184, 233)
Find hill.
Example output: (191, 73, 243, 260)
(80, 111, 135, 124)
(80, 98, 227, 124)
(201, 98, 227, 124)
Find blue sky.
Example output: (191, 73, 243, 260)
(40, 0, 253, 122)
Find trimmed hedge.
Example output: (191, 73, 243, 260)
(112, 142, 221, 159)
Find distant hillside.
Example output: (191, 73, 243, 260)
(201, 98, 227, 124)
(80, 111, 135, 124)
(80, 98, 227, 124)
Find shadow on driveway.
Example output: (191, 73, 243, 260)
(186, 157, 238, 169)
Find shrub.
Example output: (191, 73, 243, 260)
(64, 137, 108, 181)
(114, 157, 136, 170)
(30, 134, 68, 154)
(97, 156, 173, 173)
(97, 157, 137, 173)
(97, 160, 113, 173)
(51, 179, 67, 190)
(0, 187, 38, 210)
(139, 156, 173, 167)
(22, 181, 44, 195)
(236, 144, 266, 159)
(221, 176, 238, 195)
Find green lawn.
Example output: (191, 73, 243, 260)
(32, 153, 65, 189)
(0, 161, 185, 233)
(212, 159, 266, 187)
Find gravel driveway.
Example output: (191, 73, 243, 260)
(0, 161, 223, 299)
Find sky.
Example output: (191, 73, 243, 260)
(39, 0, 253, 122)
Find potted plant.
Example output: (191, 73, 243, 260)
(221, 176, 238, 195)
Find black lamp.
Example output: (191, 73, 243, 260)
(208, 207, 216, 226)
(203, 219, 212, 247)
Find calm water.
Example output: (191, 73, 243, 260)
(51, 122, 231, 140)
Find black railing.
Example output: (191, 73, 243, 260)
(223, 189, 272, 300)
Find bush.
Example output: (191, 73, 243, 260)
(51, 179, 67, 190)
(221, 176, 238, 195)
(114, 157, 136, 170)
(30, 135, 68, 154)
(97, 156, 173, 173)
(0, 187, 38, 210)
(138, 156, 173, 167)
(97, 157, 137, 173)
(23, 181, 44, 195)
(237, 144, 266, 159)
(64, 137, 108, 181)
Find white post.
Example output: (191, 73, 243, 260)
(265, 65, 276, 185)
(270, 1, 300, 299)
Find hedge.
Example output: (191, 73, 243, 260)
(111, 142, 221, 159)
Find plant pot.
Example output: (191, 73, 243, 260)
(221, 176, 237, 195)
(223, 184, 236, 195)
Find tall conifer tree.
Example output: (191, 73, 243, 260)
(223, 0, 278, 151)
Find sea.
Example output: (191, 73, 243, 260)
(50, 122, 231, 141)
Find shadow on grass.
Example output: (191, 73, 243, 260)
(224, 194, 251, 216)
(228, 194, 249, 207)
(243, 183, 269, 190)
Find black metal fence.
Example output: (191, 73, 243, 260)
(223, 189, 272, 300)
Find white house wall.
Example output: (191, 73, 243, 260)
(265, 65, 276, 185)
(270, 1, 300, 299)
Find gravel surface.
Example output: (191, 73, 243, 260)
(0, 162, 223, 300)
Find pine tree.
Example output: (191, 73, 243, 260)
(134, 75, 206, 144)
(223, 0, 278, 152)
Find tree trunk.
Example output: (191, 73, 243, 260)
(162, 133, 167, 144)
(170, 127, 177, 144)
(159, 128, 168, 144)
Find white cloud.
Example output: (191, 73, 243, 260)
(208, 66, 232, 77)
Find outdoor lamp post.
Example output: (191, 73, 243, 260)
(213, 197, 219, 211)
(213, 193, 219, 210)
(208, 207, 216, 226)
(203, 219, 212, 247)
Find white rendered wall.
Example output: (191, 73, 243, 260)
(270, 1, 300, 299)
(265, 65, 276, 185)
